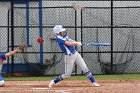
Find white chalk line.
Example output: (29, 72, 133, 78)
(0, 88, 72, 93)
(31, 88, 72, 93)
(32, 88, 49, 90)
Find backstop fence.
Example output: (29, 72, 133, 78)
(0, 0, 140, 76)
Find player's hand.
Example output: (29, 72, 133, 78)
(16, 43, 27, 52)
(16, 47, 23, 52)
(76, 42, 82, 46)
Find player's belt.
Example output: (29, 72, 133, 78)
(66, 50, 76, 56)
(66, 54, 72, 56)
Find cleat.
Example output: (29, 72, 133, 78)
(49, 80, 55, 88)
(92, 82, 100, 87)
(0, 80, 4, 87)
(0, 75, 4, 87)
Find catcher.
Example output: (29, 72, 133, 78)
(0, 43, 27, 86)
(48, 25, 100, 88)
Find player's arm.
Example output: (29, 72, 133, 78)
(5, 43, 27, 58)
(65, 41, 82, 46)
(56, 37, 82, 46)
(5, 48, 21, 58)
(66, 36, 82, 46)
(0, 49, 20, 62)
(5, 50, 17, 58)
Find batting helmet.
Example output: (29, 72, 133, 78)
(53, 25, 66, 34)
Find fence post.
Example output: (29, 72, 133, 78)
(26, 0, 30, 46)
(7, 9, 10, 75)
(111, 0, 114, 73)
(39, 0, 43, 65)
(11, 0, 14, 77)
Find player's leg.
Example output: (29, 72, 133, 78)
(0, 53, 12, 87)
(0, 61, 4, 86)
(75, 52, 100, 87)
(49, 55, 76, 88)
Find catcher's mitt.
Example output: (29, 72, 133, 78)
(18, 43, 27, 52)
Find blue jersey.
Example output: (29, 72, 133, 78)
(55, 35, 75, 55)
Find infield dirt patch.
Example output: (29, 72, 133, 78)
(0, 80, 140, 93)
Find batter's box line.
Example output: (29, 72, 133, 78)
(31, 88, 72, 93)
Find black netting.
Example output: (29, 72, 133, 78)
(1, 0, 140, 76)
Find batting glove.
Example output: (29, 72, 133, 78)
(77, 42, 82, 46)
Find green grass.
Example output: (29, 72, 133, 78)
(3, 74, 140, 81)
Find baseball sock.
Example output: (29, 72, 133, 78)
(0, 62, 3, 81)
(85, 71, 96, 83)
(54, 75, 63, 84)
(0, 74, 3, 81)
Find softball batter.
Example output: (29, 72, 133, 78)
(48, 25, 100, 88)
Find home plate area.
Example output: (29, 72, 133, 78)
(0, 80, 140, 93)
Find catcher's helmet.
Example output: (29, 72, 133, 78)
(53, 25, 66, 34)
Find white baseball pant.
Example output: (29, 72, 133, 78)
(61, 51, 89, 79)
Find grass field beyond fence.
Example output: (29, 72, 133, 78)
(4, 74, 140, 81)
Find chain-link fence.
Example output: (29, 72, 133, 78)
(1, 0, 140, 76)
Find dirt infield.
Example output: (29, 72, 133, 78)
(0, 80, 140, 93)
